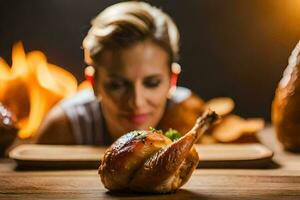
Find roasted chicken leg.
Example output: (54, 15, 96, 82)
(99, 111, 218, 193)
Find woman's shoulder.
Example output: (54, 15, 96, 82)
(169, 86, 192, 104)
(168, 86, 205, 110)
(36, 104, 75, 144)
(36, 89, 100, 145)
(160, 86, 205, 134)
(60, 88, 96, 108)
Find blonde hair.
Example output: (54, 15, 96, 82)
(82, 1, 180, 67)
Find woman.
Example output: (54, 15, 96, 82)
(37, 1, 204, 145)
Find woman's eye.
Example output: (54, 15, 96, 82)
(143, 78, 161, 88)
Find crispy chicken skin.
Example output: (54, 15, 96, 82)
(99, 111, 218, 193)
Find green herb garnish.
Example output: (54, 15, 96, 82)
(149, 127, 182, 141)
(164, 128, 182, 141)
(149, 127, 163, 134)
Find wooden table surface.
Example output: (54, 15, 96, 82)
(1, 127, 300, 200)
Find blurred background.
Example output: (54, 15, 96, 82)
(0, 0, 300, 121)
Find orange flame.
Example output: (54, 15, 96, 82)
(0, 42, 78, 138)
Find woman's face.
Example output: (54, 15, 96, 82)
(94, 40, 171, 140)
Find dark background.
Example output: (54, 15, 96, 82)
(1, 0, 300, 121)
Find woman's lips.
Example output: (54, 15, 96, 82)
(126, 114, 148, 124)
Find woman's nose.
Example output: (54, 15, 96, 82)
(127, 84, 146, 110)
